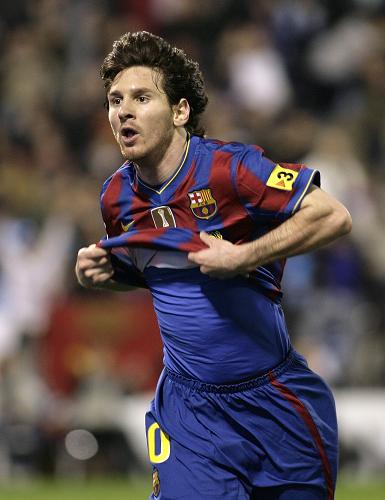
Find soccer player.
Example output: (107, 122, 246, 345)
(75, 31, 352, 499)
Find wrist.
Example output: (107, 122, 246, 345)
(236, 241, 261, 273)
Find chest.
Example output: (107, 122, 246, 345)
(102, 160, 255, 243)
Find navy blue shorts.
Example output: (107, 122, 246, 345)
(145, 351, 338, 499)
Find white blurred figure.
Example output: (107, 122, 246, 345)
(0, 215, 75, 362)
(218, 24, 292, 118)
(307, 14, 381, 84)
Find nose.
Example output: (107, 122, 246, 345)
(118, 101, 135, 122)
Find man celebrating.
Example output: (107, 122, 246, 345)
(76, 31, 352, 499)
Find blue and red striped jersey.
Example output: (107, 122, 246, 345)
(98, 134, 320, 383)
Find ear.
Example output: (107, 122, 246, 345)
(173, 98, 190, 127)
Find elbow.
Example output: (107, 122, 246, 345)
(332, 205, 352, 237)
(342, 208, 353, 235)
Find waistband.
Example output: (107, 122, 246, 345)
(165, 349, 297, 394)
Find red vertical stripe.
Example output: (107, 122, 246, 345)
(269, 372, 335, 500)
(129, 189, 152, 223)
(208, 151, 255, 242)
(101, 172, 123, 236)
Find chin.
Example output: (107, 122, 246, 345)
(121, 146, 141, 161)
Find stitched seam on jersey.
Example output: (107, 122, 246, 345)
(291, 170, 317, 214)
(137, 133, 191, 194)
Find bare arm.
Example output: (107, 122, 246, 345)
(188, 186, 352, 278)
(75, 244, 137, 291)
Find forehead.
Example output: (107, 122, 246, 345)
(109, 66, 164, 94)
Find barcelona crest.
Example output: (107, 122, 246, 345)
(188, 189, 217, 220)
(152, 468, 160, 497)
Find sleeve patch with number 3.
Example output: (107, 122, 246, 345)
(266, 165, 299, 191)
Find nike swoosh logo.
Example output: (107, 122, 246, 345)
(121, 220, 135, 232)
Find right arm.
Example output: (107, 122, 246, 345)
(75, 244, 137, 291)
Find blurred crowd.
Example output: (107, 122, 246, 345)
(0, 0, 384, 479)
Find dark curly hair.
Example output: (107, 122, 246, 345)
(101, 31, 208, 137)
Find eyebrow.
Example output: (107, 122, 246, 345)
(107, 87, 155, 97)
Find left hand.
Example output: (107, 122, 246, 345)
(188, 232, 247, 278)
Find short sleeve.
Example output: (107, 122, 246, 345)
(236, 145, 320, 222)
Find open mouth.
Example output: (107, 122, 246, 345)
(121, 127, 139, 139)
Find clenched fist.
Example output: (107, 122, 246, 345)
(75, 244, 114, 288)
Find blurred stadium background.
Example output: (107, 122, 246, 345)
(0, 0, 384, 498)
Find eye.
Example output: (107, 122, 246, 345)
(137, 95, 149, 103)
(109, 96, 121, 106)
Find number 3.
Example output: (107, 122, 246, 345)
(147, 422, 170, 463)
(277, 171, 294, 181)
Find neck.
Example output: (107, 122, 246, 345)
(134, 128, 188, 186)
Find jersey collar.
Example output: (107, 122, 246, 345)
(131, 134, 199, 200)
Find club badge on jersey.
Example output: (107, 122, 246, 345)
(188, 188, 217, 219)
(152, 468, 160, 497)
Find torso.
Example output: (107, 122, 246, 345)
(100, 135, 319, 382)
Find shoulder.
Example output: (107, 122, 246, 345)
(197, 136, 264, 158)
(195, 137, 264, 162)
(101, 161, 134, 197)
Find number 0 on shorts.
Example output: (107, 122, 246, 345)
(147, 422, 171, 463)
